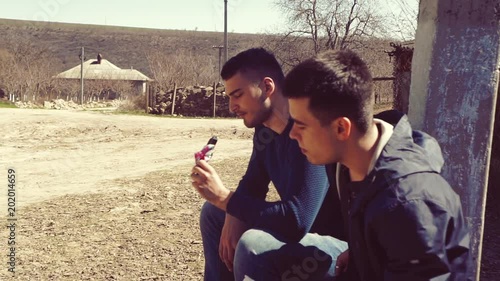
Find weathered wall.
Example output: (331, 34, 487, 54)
(409, 0, 500, 279)
(148, 85, 231, 117)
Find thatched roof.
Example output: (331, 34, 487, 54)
(56, 59, 152, 82)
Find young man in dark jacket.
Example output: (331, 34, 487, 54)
(283, 49, 471, 281)
(191, 48, 347, 281)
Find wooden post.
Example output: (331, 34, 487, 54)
(80, 46, 84, 105)
(152, 85, 155, 111)
(409, 0, 500, 279)
(145, 84, 149, 113)
(213, 82, 217, 117)
(171, 83, 177, 115)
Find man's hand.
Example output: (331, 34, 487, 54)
(219, 214, 248, 272)
(191, 160, 233, 211)
(335, 249, 349, 277)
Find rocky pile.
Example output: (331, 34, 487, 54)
(148, 84, 232, 117)
(16, 99, 124, 110)
(15, 101, 41, 109)
(44, 99, 84, 110)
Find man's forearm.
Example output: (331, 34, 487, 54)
(213, 190, 234, 211)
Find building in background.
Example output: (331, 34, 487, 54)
(55, 54, 152, 95)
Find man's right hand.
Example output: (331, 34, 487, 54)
(335, 249, 349, 277)
(219, 214, 248, 272)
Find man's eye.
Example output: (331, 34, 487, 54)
(234, 92, 243, 98)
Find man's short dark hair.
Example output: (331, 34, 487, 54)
(283, 49, 373, 133)
(221, 48, 284, 88)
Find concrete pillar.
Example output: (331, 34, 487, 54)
(408, 0, 500, 279)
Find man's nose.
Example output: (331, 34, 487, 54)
(289, 125, 298, 140)
(229, 100, 237, 113)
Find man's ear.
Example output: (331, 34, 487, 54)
(334, 117, 351, 140)
(262, 77, 275, 98)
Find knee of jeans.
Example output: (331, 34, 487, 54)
(235, 229, 268, 258)
(199, 201, 219, 232)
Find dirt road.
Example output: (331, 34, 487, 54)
(0, 108, 257, 280)
(0, 108, 253, 207)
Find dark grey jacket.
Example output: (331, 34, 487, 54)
(334, 110, 471, 281)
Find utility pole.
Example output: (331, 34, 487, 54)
(223, 0, 228, 64)
(79, 47, 85, 105)
(212, 45, 224, 78)
(212, 45, 224, 119)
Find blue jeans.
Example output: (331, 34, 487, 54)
(200, 202, 348, 281)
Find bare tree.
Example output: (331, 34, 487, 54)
(184, 54, 215, 86)
(0, 36, 59, 103)
(42, 76, 63, 101)
(384, 0, 419, 41)
(254, 33, 313, 72)
(275, 0, 384, 54)
(146, 51, 174, 92)
(146, 50, 215, 92)
(84, 79, 105, 102)
(62, 80, 81, 102)
(110, 80, 134, 100)
(0, 49, 16, 100)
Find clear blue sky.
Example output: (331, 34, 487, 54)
(0, 0, 287, 34)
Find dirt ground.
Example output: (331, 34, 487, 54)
(0, 108, 254, 280)
(0, 107, 498, 281)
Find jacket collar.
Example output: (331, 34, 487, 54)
(348, 110, 445, 216)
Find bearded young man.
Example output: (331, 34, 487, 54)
(191, 48, 347, 281)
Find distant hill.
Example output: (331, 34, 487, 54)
(0, 18, 399, 108)
(0, 18, 395, 80)
(0, 18, 267, 77)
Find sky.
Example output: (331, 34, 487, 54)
(0, 0, 289, 34)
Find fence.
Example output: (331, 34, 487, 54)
(144, 42, 418, 118)
(145, 77, 401, 117)
(373, 77, 395, 107)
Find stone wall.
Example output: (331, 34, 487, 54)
(147, 84, 231, 117)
